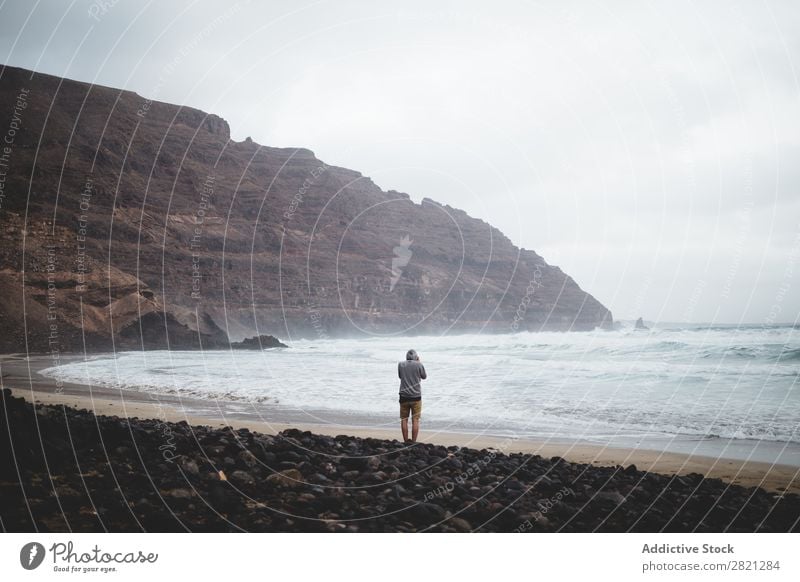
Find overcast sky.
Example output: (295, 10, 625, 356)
(2, 0, 798, 324)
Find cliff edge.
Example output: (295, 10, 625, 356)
(0, 65, 612, 351)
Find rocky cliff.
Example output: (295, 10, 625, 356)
(0, 65, 612, 352)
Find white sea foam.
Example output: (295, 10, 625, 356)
(40, 324, 800, 443)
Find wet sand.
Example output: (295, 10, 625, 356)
(2, 353, 798, 494)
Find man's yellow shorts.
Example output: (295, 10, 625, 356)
(399, 400, 422, 420)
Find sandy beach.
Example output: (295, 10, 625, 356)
(2, 353, 798, 495)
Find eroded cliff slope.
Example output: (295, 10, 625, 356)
(0, 65, 611, 352)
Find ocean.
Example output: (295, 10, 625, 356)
(39, 324, 799, 458)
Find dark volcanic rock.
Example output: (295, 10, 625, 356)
(231, 335, 288, 349)
(4, 389, 796, 533)
(0, 65, 612, 353)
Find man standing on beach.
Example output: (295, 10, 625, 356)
(398, 349, 426, 443)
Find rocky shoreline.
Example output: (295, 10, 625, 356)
(1, 389, 797, 532)
(230, 335, 289, 349)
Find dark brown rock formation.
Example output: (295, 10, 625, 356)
(231, 335, 288, 349)
(0, 64, 612, 352)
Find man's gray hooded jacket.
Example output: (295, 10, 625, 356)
(398, 349, 426, 401)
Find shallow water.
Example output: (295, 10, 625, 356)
(40, 324, 799, 453)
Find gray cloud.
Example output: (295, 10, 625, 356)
(1, 0, 798, 323)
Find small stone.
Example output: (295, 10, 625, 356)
(53, 485, 82, 498)
(237, 450, 259, 469)
(165, 488, 194, 499)
(231, 470, 256, 486)
(449, 517, 472, 532)
(594, 491, 626, 505)
(412, 502, 447, 520)
(266, 468, 303, 488)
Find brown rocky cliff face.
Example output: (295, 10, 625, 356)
(0, 65, 611, 352)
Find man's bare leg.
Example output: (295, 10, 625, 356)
(411, 416, 420, 442)
(401, 418, 409, 442)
